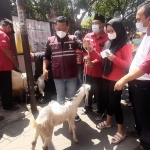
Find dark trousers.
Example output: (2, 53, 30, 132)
(128, 81, 142, 136)
(85, 75, 104, 113)
(130, 80, 150, 150)
(102, 78, 123, 124)
(0, 71, 13, 109)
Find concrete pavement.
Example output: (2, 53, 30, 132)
(0, 99, 139, 150)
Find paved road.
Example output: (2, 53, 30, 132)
(0, 87, 139, 150)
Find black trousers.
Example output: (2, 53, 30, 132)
(85, 75, 104, 113)
(130, 80, 150, 150)
(0, 71, 13, 109)
(128, 81, 142, 136)
(102, 78, 123, 124)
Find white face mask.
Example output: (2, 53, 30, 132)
(108, 32, 117, 40)
(92, 24, 100, 34)
(56, 31, 67, 38)
(136, 22, 147, 33)
(136, 17, 149, 33)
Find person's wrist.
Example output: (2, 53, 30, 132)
(43, 69, 48, 72)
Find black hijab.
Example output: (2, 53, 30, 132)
(102, 18, 128, 76)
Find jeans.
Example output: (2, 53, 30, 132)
(77, 64, 83, 89)
(0, 71, 13, 109)
(54, 77, 77, 103)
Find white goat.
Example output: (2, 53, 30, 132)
(31, 84, 91, 150)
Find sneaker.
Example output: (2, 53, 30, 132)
(0, 116, 4, 121)
(74, 114, 81, 122)
(4, 105, 19, 111)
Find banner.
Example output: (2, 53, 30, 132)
(12, 16, 51, 54)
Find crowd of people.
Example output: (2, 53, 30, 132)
(0, 1, 150, 150)
(42, 1, 150, 150)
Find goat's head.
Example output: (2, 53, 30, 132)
(75, 84, 90, 99)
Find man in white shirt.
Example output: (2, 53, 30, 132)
(114, 1, 150, 150)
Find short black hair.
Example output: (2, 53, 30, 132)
(55, 16, 69, 26)
(138, 1, 150, 18)
(74, 30, 83, 40)
(1, 18, 13, 28)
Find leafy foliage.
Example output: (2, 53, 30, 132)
(93, 0, 145, 32)
(11, 0, 146, 31)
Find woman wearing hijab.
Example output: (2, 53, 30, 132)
(84, 18, 132, 144)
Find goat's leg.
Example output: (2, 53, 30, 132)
(68, 120, 72, 133)
(31, 127, 39, 150)
(70, 119, 78, 143)
(42, 128, 53, 150)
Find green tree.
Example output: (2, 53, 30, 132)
(11, 0, 98, 27)
(93, 0, 145, 32)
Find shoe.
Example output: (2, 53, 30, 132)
(4, 105, 19, 111)
(126, 130, 139, 138)
(74, 114, 81, 122)
(82, 106, 93, 115)
(0, 116, 4, 121)
(133, 145, 144, 150)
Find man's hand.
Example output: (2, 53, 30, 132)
(114, 78, 127, 91)
(83, 38, 90, 48)
(86, 61, 94, 67)
(43, 69, 49, 80)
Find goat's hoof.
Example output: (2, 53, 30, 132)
(31, 140, 36, 145)
(74, 139, 78, 144)
(42, 146, 48, 150)
(69, 130, 72, 134)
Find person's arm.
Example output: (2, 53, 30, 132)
(2, 49, 19, 67)
(43, 41, 51, 80)
(108, 44, 132, 69)
(139, 51, 150, 74)
(114, 68, 145, 91)
(0, 36, 19, 67)
(114, 50, 150, 91)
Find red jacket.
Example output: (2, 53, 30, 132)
(45, 35, 83, 79)
(0, 28, 13, 71)
(90, 44, 133, 81)
(83, 31, 108, 77)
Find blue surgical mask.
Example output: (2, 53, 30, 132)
(133, 39, 142, 45)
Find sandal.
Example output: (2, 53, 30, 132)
(111, 132, 126, 144)
(96, 121, 112, 129)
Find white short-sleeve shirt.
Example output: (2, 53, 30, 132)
(129, 34, 150, 80)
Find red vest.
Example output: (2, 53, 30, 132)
(48, 35, 77, 79)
